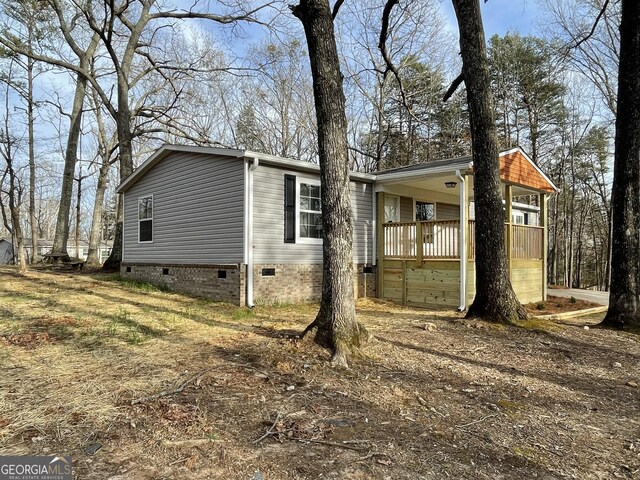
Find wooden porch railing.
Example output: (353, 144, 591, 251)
(383, 219, 544, 261)
(383, 222, 417, 259)
(510, 223, 543, 260)
(383, 220, 461, 260)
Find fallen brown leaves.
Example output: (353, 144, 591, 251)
(0, 266, 638, 480)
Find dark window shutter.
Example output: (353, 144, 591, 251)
(284, 174, 296, 243)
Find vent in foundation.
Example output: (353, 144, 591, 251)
(218, 270, 227, 279)
(261, 268, 276, 277)
(125, 266, 132, 273)
(363, 266, 374, 274)
(162, 268, 169, 275)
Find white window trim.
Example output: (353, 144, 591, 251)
(512, 211, 525, 225)
(384, 194, 400, 223)
(296, 178, 323, 244)
(414, 199, 436, 222)
(138, 194, 154, 244)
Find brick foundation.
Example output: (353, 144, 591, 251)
(252, 263, 376, 305)
(121, 262, 375, 307)
(121, 263, 245, 306)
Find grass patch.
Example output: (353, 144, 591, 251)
(232, 308, 255, 320)
(520, 317, 561, 333)
(101, 274, 169, 293)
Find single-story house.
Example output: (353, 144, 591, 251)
(117, 145, 557, 309)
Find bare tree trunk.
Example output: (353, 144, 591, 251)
(102, 96, 134, 271)
(50, 72, 88, 261)
(27, 53, 38, 263)
(551, 195, 560, 284)
(452, 0, 527, 323)
(605, 212, 612, 290)
(49, 31, 100, 261)
(0, 62, 27, 273)
(567, 149, 576, 287)
(9, 202, 27, 273)
(601, 0, 640, 329)
(86, 89, 113, 267)
(86, 158, 110, 266)
(292, 0, 368, 367)
(74, 168, 82, 259)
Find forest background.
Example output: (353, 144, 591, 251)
(0, 0, 617, 288)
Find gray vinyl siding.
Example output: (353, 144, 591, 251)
(123, 152, 244, 264)
(253, 165, 373, 264)
(436, 202, 460, 220)
(400, 196, 413, 222)
(0, 240, 13, 264)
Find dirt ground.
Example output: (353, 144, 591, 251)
(0, 266, 638, 480)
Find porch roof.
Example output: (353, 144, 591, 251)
(375, 147, 558, 194)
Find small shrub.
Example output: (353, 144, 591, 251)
(570, 296, 577, 304)
(535, 303, 545, 310)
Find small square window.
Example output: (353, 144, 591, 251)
(162, 268, 169, 275)
(126, 266, 132, 273)
(262, 268, 276, 277)
(363, 266, 374, 274)
(218, 270, 227, 279)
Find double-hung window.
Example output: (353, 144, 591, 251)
(298, 181, 322, 241)
(283, 176, 323, 243)
(138, 195, 153, 242)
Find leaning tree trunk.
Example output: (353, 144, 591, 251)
(601, 0, 640, 329)
(292, 0, 368, 367)
(86, 156, 110, 266)
(102, 80, 134, 271)
(452, 0, 527, 323)
(50, 72, 88, 262)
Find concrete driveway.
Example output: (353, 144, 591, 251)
(550, 288, 609, 306)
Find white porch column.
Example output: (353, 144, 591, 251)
(456, 170, 468, 311)
(376, 192, 385, 298)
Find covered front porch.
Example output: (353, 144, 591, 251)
(373, 148, 557, 310)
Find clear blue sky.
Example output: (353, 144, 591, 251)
(439, 0, 541, 37)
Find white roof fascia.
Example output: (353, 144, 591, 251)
(511, 200, 540, 212)
(244, 151, 375, 183)
(375, 161, 473, 183)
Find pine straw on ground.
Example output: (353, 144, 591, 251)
(0, 266, 638, 480)
(524, 295, 603, 316)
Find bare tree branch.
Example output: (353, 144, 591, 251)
(443, 71, 464, 102)
(332, 0, 345, 20)
(570, 0, 610, 51)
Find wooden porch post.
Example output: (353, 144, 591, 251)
(505, 184, 513, 277)
(416, 220, 423, 264)
(540, 192, 548, 300)
(376, 192, 385, 298)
